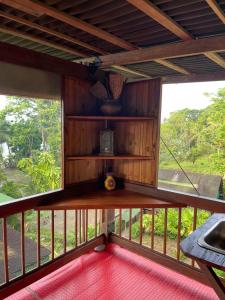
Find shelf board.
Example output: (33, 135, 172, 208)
(66, 115, 154, 121)
(37, 189, 186, 210)
(66, 155, 153, 160)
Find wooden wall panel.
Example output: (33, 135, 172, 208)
(114, 78, 162, 186)
(65, 160, 103, 185)
(65, 120, 103, 156)
(64, 76, 97, 116)
(63, 76, 103, 185)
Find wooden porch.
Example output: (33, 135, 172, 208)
(0, 0, 225, 299)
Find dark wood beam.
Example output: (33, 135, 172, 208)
(3, 0, 137, 51)
(0, 41, 91, 80)
(127, 0, 225, 71)
(0, 0, 44, 17)
(93, 35, 225, 68)
(0, 11, 107, 55)
(127, 0, 192, 40)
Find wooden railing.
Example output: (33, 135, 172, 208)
(0, 202, 105, 298)
(0, 185, 224, 298)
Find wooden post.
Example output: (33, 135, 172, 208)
(101, 209, 115, 238)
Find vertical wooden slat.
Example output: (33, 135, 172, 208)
(3, 217, 9, 282)
(95, 209, 97, 237)
(129, 208, 132, 240)
(86, 209, 88, 241)
(37, 210, 41, 267)
(192, 207, 197, 267)
(119, 209, 122, 237)
(21, 212, 25, 275)
(140, 208, 143, 245)
(79, 210, 82, 244)
(75, 210, 78, 248)
(163, 208, 168, 255)
(51, 210, 55, 260)
(177, 208, 182, 261)
(151, 208, 155, 249)
(82, 210, 85, 242)
(64, 210, 67, 254)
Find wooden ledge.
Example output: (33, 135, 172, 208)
(37, 189, 186, 210)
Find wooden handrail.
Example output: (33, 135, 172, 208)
(125, 183, 225, 213)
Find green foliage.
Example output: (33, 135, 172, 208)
(160, 87, 225, 181)
(154, 208, 210, 239)
(1, 180, 22, 198)
(130, 209, 210, 240)
(131, 222, 140, 239)
(18, 151, 61, 193)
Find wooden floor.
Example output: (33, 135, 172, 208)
(6, 243, 217, 300)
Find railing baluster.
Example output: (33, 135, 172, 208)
(151, 208, 155, 250)
(37, 210, 41, 267)
(119, 209, 122, 237)
(64, 210, 67, 254)
(192, 207, 197, 267)
(140, 208, 143, 245)
(177, 208, 182, 261)
(21, 212, 25, 275)
(3, 217, 9, 283)
(95, 209, 97, 238)
(129, 208, 132, 241)
(75, 210, 78, 248)
(51, 210, 54, 260)
(86, 209, 88, 241)
(163, 208, 168, 255)
(82, 210, 85, 243)
(79, 210, 82, 244)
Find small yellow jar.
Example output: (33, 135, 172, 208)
(104, 173, 116, 191)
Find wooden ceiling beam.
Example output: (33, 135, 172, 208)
(154, 59, 190, 75)
(127, 0, 225, 72)
(0, 0, 44, 17)
(0, 25, 87, 58)
(0, 11, 107, 55)
(0, 17, 150, 79)
(206, 0, 225, 25)
(110, 65, 151, 78)
(93, 35, 225, 68)
(204, 52, 225, 69)
(127, 0, 192, 40)
(2, 0, 136, 51)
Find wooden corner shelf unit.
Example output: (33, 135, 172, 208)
(64, 76, 161, 188)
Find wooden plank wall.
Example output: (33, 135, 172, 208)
(114, 78, 162, 186)
(63, 76, 104, 185)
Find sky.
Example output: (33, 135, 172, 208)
(161, 81, 225, 121)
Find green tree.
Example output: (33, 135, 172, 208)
(18, 151, 61, 193)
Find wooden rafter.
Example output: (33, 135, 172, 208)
(0, 0, 43, 17)
(127, 0, 225, 70)
(1, 0, 191, 77)
(127, 0, 192, 41)
(90, 35, 225, 68)
(154, 59, 190, 75)
(0, 25, 87, 58)
(1, 0, 136, 51)
(0, 11, 107, 55)
(0, 12, 151, 79)
(206, 0, 225, 25)
(111, 65, 151, 78)
(204, 52, 225, 69)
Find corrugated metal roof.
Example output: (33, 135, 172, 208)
(0, 0, 224, 79)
